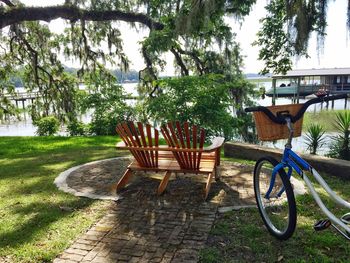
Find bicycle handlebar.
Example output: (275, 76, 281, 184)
(245, 94, 349, 124)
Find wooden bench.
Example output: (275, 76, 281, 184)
(115, 121, 224, 199)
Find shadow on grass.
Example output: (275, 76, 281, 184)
(0, 136, 123, 256)
(0, 198, 95, 249)
(200, 169, 350, 262)
(0, 148, 124, 181)
(201, 206, 350, 262)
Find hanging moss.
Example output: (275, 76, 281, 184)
(256, 0, 337, 74)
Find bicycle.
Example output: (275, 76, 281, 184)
(245, 93, 350, 240)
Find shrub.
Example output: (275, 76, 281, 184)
(146, 74, 246, 140)
(81, 70, 133, 135)
(327, 111, 350, 160)
(304, 124, 326, 155)
(89, 112, 131, 135)
(34, 116, 60, 136)
(66, 120, 88, 136)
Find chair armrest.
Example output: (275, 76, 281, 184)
(203, 137, 225, 152)
(116, 137, 225, 153)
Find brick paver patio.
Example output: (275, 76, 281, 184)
(53, 157, 304, 263)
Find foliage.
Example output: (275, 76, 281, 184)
(0, 65, 19, 120)
(227, 77, 258, 143)
(143, 31, 258, 142)
(304, 124, 326, 155)
(327, 111, 350, 160)
(256, 0, 330, 74)
(81, 68, 133, 135)
(0, 21, 81, 122)
(0, 0, 349, 94)
(303, 110, 350, 133)
(0, 94, 19, 122)
(145, 74, 253, 140)
(146, 74, 232, 138)
(0, 0, 256, 104)
(0, 136, 118, 262)
(254, 0, 297, 74)
(2, 0, 339, 127)
(0, 0, 258, 105)
(66, 120, 88, 136)
(34, 116, 60, 136)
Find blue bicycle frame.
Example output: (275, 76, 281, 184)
(265, 130, 350, 239)
(246, 95, 350, 240)
(266, 148, 309, 199)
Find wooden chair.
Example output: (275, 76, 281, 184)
(114, 121, 167, 193)
(160, 121, 224, 199)
(115, 121, 224, 200)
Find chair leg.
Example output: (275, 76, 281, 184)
(113, 168, 133, 192)
(157, 171, 172, 195)
(204, 172, 214, 200)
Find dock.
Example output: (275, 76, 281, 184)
(267, 68, 350, 105)
(3, 91, 40, 109)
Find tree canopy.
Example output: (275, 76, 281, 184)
(0, 0, 256, 120)
(0, 0, 349, 122)
(255, 0, 350, 74)
(0, 0, 255, 90)
(0, 0, 348, 82)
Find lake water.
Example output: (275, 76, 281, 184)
(1, 81, 348, 155)
(0, 115, 37, 136)
(0, 83, 138, 136)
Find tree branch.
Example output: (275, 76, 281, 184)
(176, 47, 205, 75)
(0, 0, 15, 7)
(0, 5, 164, 30)
(170, 47, 189, 76)
(141, 45, 159, 97)
(12, 27, 40, 84)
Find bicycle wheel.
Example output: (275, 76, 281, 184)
(254, 156, 297, 240)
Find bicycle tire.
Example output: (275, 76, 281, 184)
(254, 156, 297, 240)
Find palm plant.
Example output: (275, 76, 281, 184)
(328, 111, 350, 160)
(304, 124, 326, 155)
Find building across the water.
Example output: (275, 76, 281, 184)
(266, 68, 350, 103)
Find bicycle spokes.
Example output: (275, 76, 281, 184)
(254, 157, 296, 240)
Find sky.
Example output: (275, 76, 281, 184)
(19, 0, 350, 75)
(231, 0, 350, 73)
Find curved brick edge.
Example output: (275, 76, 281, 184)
(54, 157, 130, 201)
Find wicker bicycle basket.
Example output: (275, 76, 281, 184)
(253, 103, 304, 141)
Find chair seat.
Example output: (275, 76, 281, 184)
(128, 152, 216, 174)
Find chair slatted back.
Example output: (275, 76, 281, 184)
(161, 121, 205, 170)
(116, 121, 159, 168)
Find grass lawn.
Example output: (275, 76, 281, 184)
(0, 136, 122, 262)
(200, 162, 350, 262)
(303, 109, 349, 132)
(1, 136, 350, 262)
(247, 78, 272, 83)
